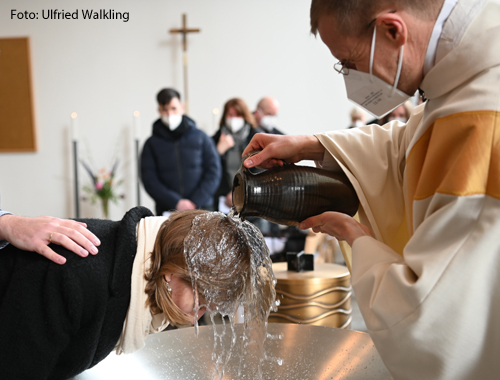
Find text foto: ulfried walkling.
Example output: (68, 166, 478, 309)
(11, 9, 130, 22)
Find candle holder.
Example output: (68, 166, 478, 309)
(133, 111, 141, 206)
(73, 139, 80, 218)
(71, 112, 80, 218)
(135, 138, 141, 206)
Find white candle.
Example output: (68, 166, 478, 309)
(212, 108, 219, 134)
(71, 112, 78, 141)
(133, 111, 141, 140)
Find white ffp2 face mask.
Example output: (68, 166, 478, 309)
(354, 120, 364, 128)
(388, 116, 408, 123)
(260, 115, 278, 130)
(226, 117, 245, 133)
(343, 26, 410, 119)
(162, 114, 183, 130)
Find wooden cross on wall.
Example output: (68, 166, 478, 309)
(170, 14, 200, 52)
(169, 14, 200, 114)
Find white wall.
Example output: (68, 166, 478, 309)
(0, 0, 352, 219)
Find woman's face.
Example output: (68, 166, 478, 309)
(165, 274, 206, 324)
(226, 107, 240, 118)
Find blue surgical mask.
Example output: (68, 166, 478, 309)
(343, 26, 410, 119)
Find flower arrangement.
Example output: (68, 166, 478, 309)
(81, 160, 124, 219)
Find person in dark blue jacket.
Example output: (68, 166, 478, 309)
(140, 88, 221, 216)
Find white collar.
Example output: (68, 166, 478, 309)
(115, 216, 170, 355)
(423, 0, 458, 76)
(435, 0, 488, 65)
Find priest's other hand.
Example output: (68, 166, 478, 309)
(0, 215, 100, 265)
(299, 212, 372, 246)
(242, 133, 325, 170)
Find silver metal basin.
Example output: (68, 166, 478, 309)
(73, 323, 392, 380)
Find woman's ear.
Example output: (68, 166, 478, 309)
(376, 12, 407, 48)
(164, 273, 172, 282)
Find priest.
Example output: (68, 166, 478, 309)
(243, 0, 500, 378)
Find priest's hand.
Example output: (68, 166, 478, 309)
(299, 212, 372, 246)
(242, 133, 325, 170)
(0, 215, 100, 265)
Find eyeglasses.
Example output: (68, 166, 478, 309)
(333, 16, 381, 76)
(333, 60, 351, 75)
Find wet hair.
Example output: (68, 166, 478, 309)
(310, 0, 444, 37)
(144, 210, 275, 327)
(220, 98, 257, 128)
(157, 88, 181, 106)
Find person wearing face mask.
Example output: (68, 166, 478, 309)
(253, 97, 285, 135)
(140, 88, 221, 216)
(252, 98, 308, 259)
(242, 0, 500, 378)
(212, 98, 257, 212)
(377, 100, 414, 125)
(347, 107, 367, 129)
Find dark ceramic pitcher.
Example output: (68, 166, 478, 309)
(232, 156, 359, 226)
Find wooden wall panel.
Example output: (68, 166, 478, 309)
(0, 37, 37, 152)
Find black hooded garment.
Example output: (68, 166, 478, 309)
(0, 206, 153, 380)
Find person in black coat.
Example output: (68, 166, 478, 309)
(141, 88, 221, 215)
(212, 98, 258, 212)
(0, 206, 151, 380)
(0, 207, 275, 380)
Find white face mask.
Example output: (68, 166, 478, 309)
(260, 115, 278, 130)
(226, 117, 245, 133)
(388, 116, 407, 123)
(354, 120, 364, 128)
(343, 26, 410, 119)
(162, 114, 183, 130)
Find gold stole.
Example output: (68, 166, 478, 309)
(406, 110, 500, 234)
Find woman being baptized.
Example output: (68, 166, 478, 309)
(0, 207, 275, 380)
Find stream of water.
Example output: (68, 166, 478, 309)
(182, 210, 281, 379)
